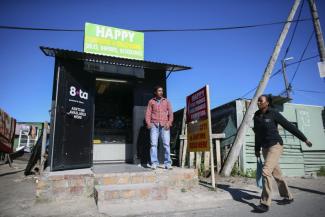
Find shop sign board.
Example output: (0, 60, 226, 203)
(66, 83, 90, 121)
(84, 22, 144, 60)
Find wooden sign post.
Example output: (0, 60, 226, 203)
(186, 85, 215, 189)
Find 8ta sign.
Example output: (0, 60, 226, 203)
(69, 86, 88, 100)
(66, 83, 90, 121)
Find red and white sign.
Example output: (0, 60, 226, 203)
(186, 86, 208, 123)
(186, 85, 211, 152)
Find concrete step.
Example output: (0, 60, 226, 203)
(36, 168, 95, 202)
(94, 183, 168, 212)
(94, 167, 198, 190)
(95, 171, 157, 185)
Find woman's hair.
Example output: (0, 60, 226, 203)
(260, 94, 273, 107)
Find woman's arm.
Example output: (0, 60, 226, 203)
(274, 111, 312, 147)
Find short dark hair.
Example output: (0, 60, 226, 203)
(153, 85, 163, 94)
(260, 94, 273, 107)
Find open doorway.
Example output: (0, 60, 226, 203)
(93, 78, 133, 163)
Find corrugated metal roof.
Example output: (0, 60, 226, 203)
(40, 46, 191, 72)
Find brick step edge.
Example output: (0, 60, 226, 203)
(94, 183, 168, 203)
(94, 168, 198, 187)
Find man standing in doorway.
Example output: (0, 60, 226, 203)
(145, 86, 173, 170)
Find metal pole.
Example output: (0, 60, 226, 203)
(221, 0, 301, 177)
(308, 0, 325, 62)
(281, 60, 291, 98)
(205, 85, 215, 189)
(40, 122, 48, 173)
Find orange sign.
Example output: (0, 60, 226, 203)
(187, 119, 210, 152)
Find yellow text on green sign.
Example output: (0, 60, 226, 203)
(84, 22, 144, 60)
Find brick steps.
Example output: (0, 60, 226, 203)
(95, 183, 167, 202)
(35, 166, 199, 212)
(93, 168, 198, 213)
(94, 172, 157, 185)
(94, 168, 198, 189)
(36, 169, 95, 202)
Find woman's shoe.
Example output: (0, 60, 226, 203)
(277, 198, 294, 205)
(255, 204, 269, 213)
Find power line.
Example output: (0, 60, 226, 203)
(241, 54, 319, 98)
(0, 19, 311, 33)
(283, 0, 305, 59)
(295, 89, 325, 94)
(271, 54, 319, 77)
(289, 30, 315, 84)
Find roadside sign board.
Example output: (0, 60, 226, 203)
(186, 86, 208, 122)
(186, 86, 212, 152)
(84, 22, 144, 60)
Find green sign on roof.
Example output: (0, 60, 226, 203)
(84, 22, 144, 60)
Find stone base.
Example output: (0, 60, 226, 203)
(35, 165, 198, 211)
(36, 168, 94, 202)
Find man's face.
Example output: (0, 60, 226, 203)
(155, 88, 164, 98)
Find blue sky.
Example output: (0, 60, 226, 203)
(1, 0, 325, 122)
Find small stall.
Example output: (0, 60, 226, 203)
(41, 46, 190, 171)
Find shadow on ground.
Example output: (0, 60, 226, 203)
(289, 185, 325, 196)
(217, 184, 260, 211)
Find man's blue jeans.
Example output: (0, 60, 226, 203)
(150, 124, 171, 167)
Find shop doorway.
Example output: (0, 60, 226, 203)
(93, 78, 133, 163)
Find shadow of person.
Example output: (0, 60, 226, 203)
(136, 120, 151, 167)
(272, 185, 325, 205)
(217, 184, 260, 211)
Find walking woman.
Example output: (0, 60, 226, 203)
(254, 95, 312, 213)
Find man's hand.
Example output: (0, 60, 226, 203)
(305, 140, 312, 147)
(255, 150, 261, 158)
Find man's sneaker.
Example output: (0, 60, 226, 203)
(254, 204, 269, 213)
(165, 165, 173, 170)
(277, 198, 294, 205)
(151, 164, 157, 170)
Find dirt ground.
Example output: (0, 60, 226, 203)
(1, 159, 325, 217)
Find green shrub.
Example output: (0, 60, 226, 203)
(231, 163, 240, 176)
(230, 164, 257, 178)
(317, 166, 325, 176)
(244, 168, 257, 178)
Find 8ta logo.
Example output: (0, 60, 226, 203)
(69, 86, 88, 100)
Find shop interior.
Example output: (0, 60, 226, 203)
(93, 78, 133, 162)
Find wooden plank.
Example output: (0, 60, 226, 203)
(196, 152, 202, 169)
(181, 118, 188, 168)
(206, 85, 215, 189)
(40, 122, 48, 173)
(179, 108, 187, 167)
(203, 152, 209, 172)
(211, 133, 226, 139)
(189, 152, 195, 168)
(215, 139, 222, 173)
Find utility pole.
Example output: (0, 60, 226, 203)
(221, 0, 301, 177)
(281, 57, 293, 99)
(308, 0, 325, 62)
(308, 0, 325, 77)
